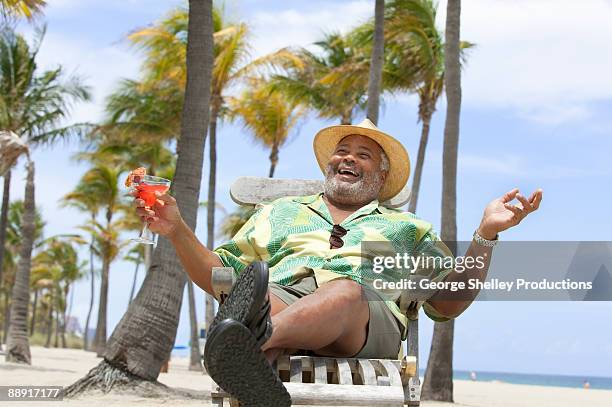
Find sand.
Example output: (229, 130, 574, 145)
(1, 346, 610, 406)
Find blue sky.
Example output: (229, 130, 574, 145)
(6, 0, 612, 377)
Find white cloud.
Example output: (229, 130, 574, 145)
(437, 0, 612, 123)
(249, 1, 372, 57)
(459, 153, 527, 177)
(457, 152, 610, 179)
(46, 0, 181, 15)
(24, 30, 141, 124)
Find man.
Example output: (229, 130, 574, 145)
(134, 119, 542, 406)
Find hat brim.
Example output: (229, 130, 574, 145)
(313, 124, 410, 202)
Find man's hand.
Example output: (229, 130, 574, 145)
(133, 191, 184, 239)
(477, 188, 543, 239)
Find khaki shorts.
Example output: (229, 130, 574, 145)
(269, 276, 402, 359)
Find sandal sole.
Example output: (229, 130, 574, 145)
(205, 319, 291, 407)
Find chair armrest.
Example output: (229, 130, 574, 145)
(399, 288, 427, 321)
(211, 267, 236, 303)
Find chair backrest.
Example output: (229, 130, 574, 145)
(229, 176, 411, 208)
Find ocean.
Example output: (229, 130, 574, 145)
(440, 369, 612, 391)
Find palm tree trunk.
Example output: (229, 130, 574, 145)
(268, 141, 279, 178)
(6, 160, 35, 364)
(206, 100, 219, 252)
(94, 209, 113, 356)
(204, 99, 220, 337)
(0, 170, 12, 352)
(61, 286, 69, 348)
(186, 280, 201, 371)
(65, 0, 214, 394)
(408, 105, 434, 214)
(341, 112, 352, 125)
(94, 252, 110, 356)
(422, 0, 461, 402)
(29, 289, 38, 335)
(3, 293, 10, 344)
(0, 170, 11, 306)
(366, 0, 385, 125)
(45, 292, 53, 348)
(54, 307, 60, 348)
(128, 259, 141, 304)
(83, 232, 95, 351)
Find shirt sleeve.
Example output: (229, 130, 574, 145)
(412, 228, 456, 322)
(213, 205, 264, 274)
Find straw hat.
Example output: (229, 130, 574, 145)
(313, 118, 410, 202)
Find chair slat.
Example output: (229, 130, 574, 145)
(284, 382, 404, 406)
(290, 357, 303, 383)
(277, 354, 290, 372)
(357, 359, 377, 385)
(380, 360, 403, 387)
(336, 359, 353, 385)
(314, 358, 328, 384)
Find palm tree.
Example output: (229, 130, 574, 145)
(366, 0, 385, 125)
(383, 0, 473, 214)
(128, 4, 253, 349)
(0, 29, 90, 362)
(218, 205, 256, 241)
(270, 32, 370, 124)
(228, 77, 305, 177)
(0, 1, 46, 353)
(0, 198, 43, 342)
(385, 0, 444, 214)
(74, 163, 123, 356)
(205, 10, 249, 266)
(421, 0, 462, 401)
(61, 182, 100, 350)
(66, 0, 214, 393)
(0, 0, 45, 22)
(1, 138, 34, 363)
(0, 164, 10, 344)
(32, 236, 85, 347)
(103, 79, 183, 145)
(29, 264, 48, 335)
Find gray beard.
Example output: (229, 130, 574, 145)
(323, 163, 383, 205)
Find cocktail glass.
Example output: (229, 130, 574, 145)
(129, 175, 171, 245)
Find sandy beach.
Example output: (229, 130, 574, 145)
(0, 346, 609, 407)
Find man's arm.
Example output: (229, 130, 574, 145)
(426, 230, 493, 319)
(168, 219, 223, 295)
(134, 192, 222, 296)
(426, 187, 543, 319)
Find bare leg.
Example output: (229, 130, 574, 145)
(262, 279, 369, 357)
(264, 293, 289, 364)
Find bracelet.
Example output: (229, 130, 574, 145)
(473, 230, 498, 247)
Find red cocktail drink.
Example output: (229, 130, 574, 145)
(136, 183, 170, 207)
(126, 173, 172, 245)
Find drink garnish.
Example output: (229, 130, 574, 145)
(125, 167, 147, 187)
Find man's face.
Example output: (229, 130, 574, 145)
(323, 135, 387, 205)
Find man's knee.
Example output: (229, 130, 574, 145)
(316, 278, 366, 307)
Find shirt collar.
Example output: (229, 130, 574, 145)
(292, 193, 382, 225)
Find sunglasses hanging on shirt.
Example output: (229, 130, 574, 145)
(329, 224, 348, 249)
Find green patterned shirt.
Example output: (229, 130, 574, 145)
(214, 193, 454, 337)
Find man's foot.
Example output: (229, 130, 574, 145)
(205, 319, 291, 407)
(207, 261, 273, 347)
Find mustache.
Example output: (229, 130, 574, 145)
(333, 162, 361, 175)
